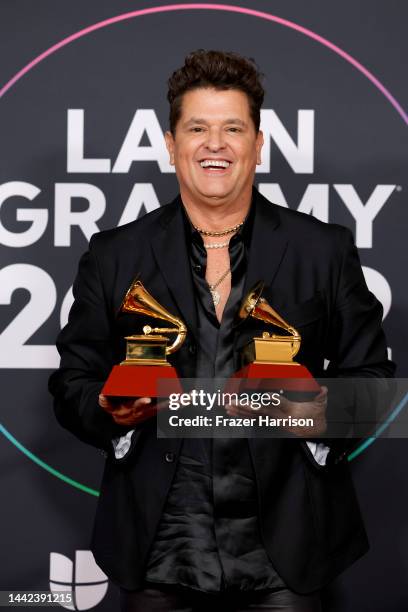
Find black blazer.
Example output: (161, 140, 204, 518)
(49, 188, 394, 593)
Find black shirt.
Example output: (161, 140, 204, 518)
(145, 201, 284, 593)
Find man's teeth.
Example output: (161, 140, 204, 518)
(200, 160, 230, 168)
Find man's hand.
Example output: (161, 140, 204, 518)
(226, 386, 328, 438)
(98, 394, 152, 426)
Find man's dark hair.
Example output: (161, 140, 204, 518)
(167, 49, 265, 134)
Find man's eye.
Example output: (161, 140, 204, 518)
(191, 127, 204, 132)
(227, 127, 241, 133)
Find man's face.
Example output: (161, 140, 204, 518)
(165, 87, 263, 207)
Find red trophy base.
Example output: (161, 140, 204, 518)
(101, 365, 182, 398)
(232, 363, 321, 393)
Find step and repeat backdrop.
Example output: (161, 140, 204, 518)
(0, 1, 406, 610)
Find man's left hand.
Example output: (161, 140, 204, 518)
(226, 386, 328, 438)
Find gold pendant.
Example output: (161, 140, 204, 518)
(210, 289, 220, 306)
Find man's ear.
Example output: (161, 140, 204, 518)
(165, 131, 175, 165)
(256, 130, 264, 165)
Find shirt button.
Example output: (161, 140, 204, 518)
(165, 452, 175, 463)
(194, 264, 202, 272)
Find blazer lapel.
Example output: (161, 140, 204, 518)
(243, 189, 289, 298)
(151, 197, 198, 338)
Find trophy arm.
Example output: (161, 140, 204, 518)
(143, 324, 188, 355)
(288, 327, 301, 359)
(166, 325, 188, 355)
(166, 326, 187, 355)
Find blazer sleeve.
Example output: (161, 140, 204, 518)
(48, 235, 132, 452)
(322, 226, 396, 463)
(326, 227, 393, 376)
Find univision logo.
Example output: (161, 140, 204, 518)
(49, 550, 108, 610)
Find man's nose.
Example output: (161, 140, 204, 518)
(205, 127, 226, 151)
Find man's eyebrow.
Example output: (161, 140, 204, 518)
(224, 118, 247, 127)
(182, 117, 247, 127)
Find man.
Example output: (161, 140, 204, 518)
(49, 50, 394, 611)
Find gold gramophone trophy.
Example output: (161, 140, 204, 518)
(233, 281, 320, 391)
(102, 280, 186, 397)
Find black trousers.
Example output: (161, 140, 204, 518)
(119, 584, 322, 612)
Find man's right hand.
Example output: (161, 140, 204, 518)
(98, 394, 152, 426)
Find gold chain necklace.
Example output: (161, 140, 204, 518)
(208, 267, 231, 307)
(194, 221, 244, 237)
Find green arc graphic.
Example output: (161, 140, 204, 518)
(2, 389, 408, 496)
(0, 424, 99, 497)
(348, 390, 408, 460)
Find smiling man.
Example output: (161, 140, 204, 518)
(165, 86, 263, 209)
(49, 50, 394, 612)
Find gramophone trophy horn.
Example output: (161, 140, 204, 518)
(102, 280, 186, 397)
(233, 281, 320, 391)
(238, 280, 302, 365)
(120, 280, 187, 364)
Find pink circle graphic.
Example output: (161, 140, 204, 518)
(0, 3, 407, 125)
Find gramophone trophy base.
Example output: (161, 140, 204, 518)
(101, 334, 182, 397)
(233, 363, 320, 392)
(241, 335, 297, 364)
(123, 334, 169, 364)
(101, 364, 182, 397)
(234, 337, 320, 392)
